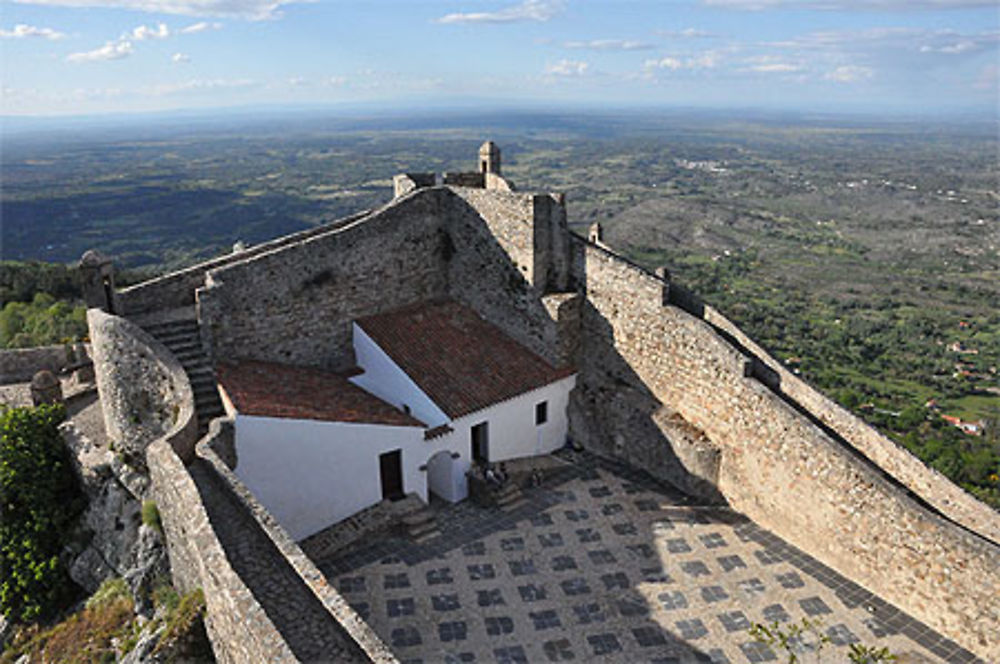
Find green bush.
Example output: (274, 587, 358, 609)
(141, 500, 162, 533)
(85, 578, 130, 611)
(0, 404, 84, 622)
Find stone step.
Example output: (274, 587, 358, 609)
(190, 374, 218, 388)
(195, 396, 222, 410)
(145, 318, 199, 334)
(408, 520, 437, 538)
(163, 340, 202, 354)
(402, 507, 439, 542)
(411, 528, 440, 545)
(148, 329, 200, 346)
(197, 405, 225, 420)
(401, 509, 435, 528)
(496, 484, 524, 510)
(182, 360, 213, 374)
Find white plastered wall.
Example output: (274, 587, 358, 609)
(431, 374, 577, 468)
(350, 323, 448, 427)
(233, 415, 426, 540)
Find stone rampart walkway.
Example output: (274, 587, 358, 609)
(189, 460, 363, 662)
(315, 450, 983, 664)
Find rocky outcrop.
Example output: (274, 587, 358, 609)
(59, 402, 169, 614)
(87, 308, 198, 468)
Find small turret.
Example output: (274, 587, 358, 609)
(479, 141, 501, 175)
(79, 249, 118, 314)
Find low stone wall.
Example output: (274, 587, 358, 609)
(392, 173, 436, 198)
(196, 431, 396, 663)
(0, 344, 88, 384)
(571, 235, 1000, 659)
(118, 210, 371, 317)
(442, 171, 485, 188)
(147, 439, 296, 663)
(87, 309, 197, 464)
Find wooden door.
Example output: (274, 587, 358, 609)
(379, 449, 404, 501)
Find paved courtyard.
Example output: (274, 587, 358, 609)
(315, 451, 982, 664)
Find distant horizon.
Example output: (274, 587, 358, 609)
(2, 1, 997, 119)
(2, 101, 997, 139)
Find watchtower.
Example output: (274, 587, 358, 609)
(479, 141, 501, 175)
(79, 249, 118, 314)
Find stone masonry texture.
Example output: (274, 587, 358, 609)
(90, 152, 1000, 662)
(568, 236, 1000, 658)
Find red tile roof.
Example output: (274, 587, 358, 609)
(357, 299, 575, 419)
(216, 360, 424, 427)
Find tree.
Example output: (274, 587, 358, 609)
(0, 404, 84, 622)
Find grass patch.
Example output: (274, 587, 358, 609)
(2, 580, 135, 664)
(141, 500, 162, 533)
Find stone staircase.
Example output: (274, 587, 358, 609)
(401, 507, 440, 544)
(143, 317, 225, 436)
(494, 481, 526, 511)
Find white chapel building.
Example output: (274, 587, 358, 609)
(216, 299, 576, 540)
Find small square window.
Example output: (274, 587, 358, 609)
(535, 401, 548, 425)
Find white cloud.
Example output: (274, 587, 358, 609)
(0, 23, 66, 39)
(11, 0, 291, 20)
(180, 21, 221, 33)
(702, 0, 996, 9)
(147, 78, 257, 95)
(656, 28, 718, 39)
(171, 51, 190, 62)
(644, 51, 722, 71)
(66, 40, 134, 62)
(327, 76, 347, 86)
(436, 0, 562, 24)
(645, 56, 683, 71)
(563, 39, 652, 51)
(127, 22, 169, 40)
(748, 62, 802, 72)
(825, 65, 873, 82)
(545, 59, 588, 76)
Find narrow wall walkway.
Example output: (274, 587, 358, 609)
(188, 459, 366, 662)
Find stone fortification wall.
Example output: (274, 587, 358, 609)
(86, 309, 294, 660)
(703, 306, 1000, 546)
(393, 173, 436, 198)
(87, 309, 198, 464)
(570, 235, 1000, 659)
(0, 344, 89, 384)
(445, 188, 565, 367)
(198, 189, 450, 370)
(118, 210, 371, 317)
(443, 172, 485, 188)
(148, 439, 297, 663)
(196, 429, 395, 663)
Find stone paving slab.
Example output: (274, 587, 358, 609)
(315, 451, 983, 664)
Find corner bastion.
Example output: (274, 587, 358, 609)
(85, 143, 999, 662)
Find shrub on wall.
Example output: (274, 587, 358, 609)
(0, 403, 84, 622)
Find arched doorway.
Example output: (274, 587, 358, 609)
(427, 450, 466, 503)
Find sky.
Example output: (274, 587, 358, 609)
(1, 0, 998, 117)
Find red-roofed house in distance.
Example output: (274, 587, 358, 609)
(217, 299, 576, 540)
